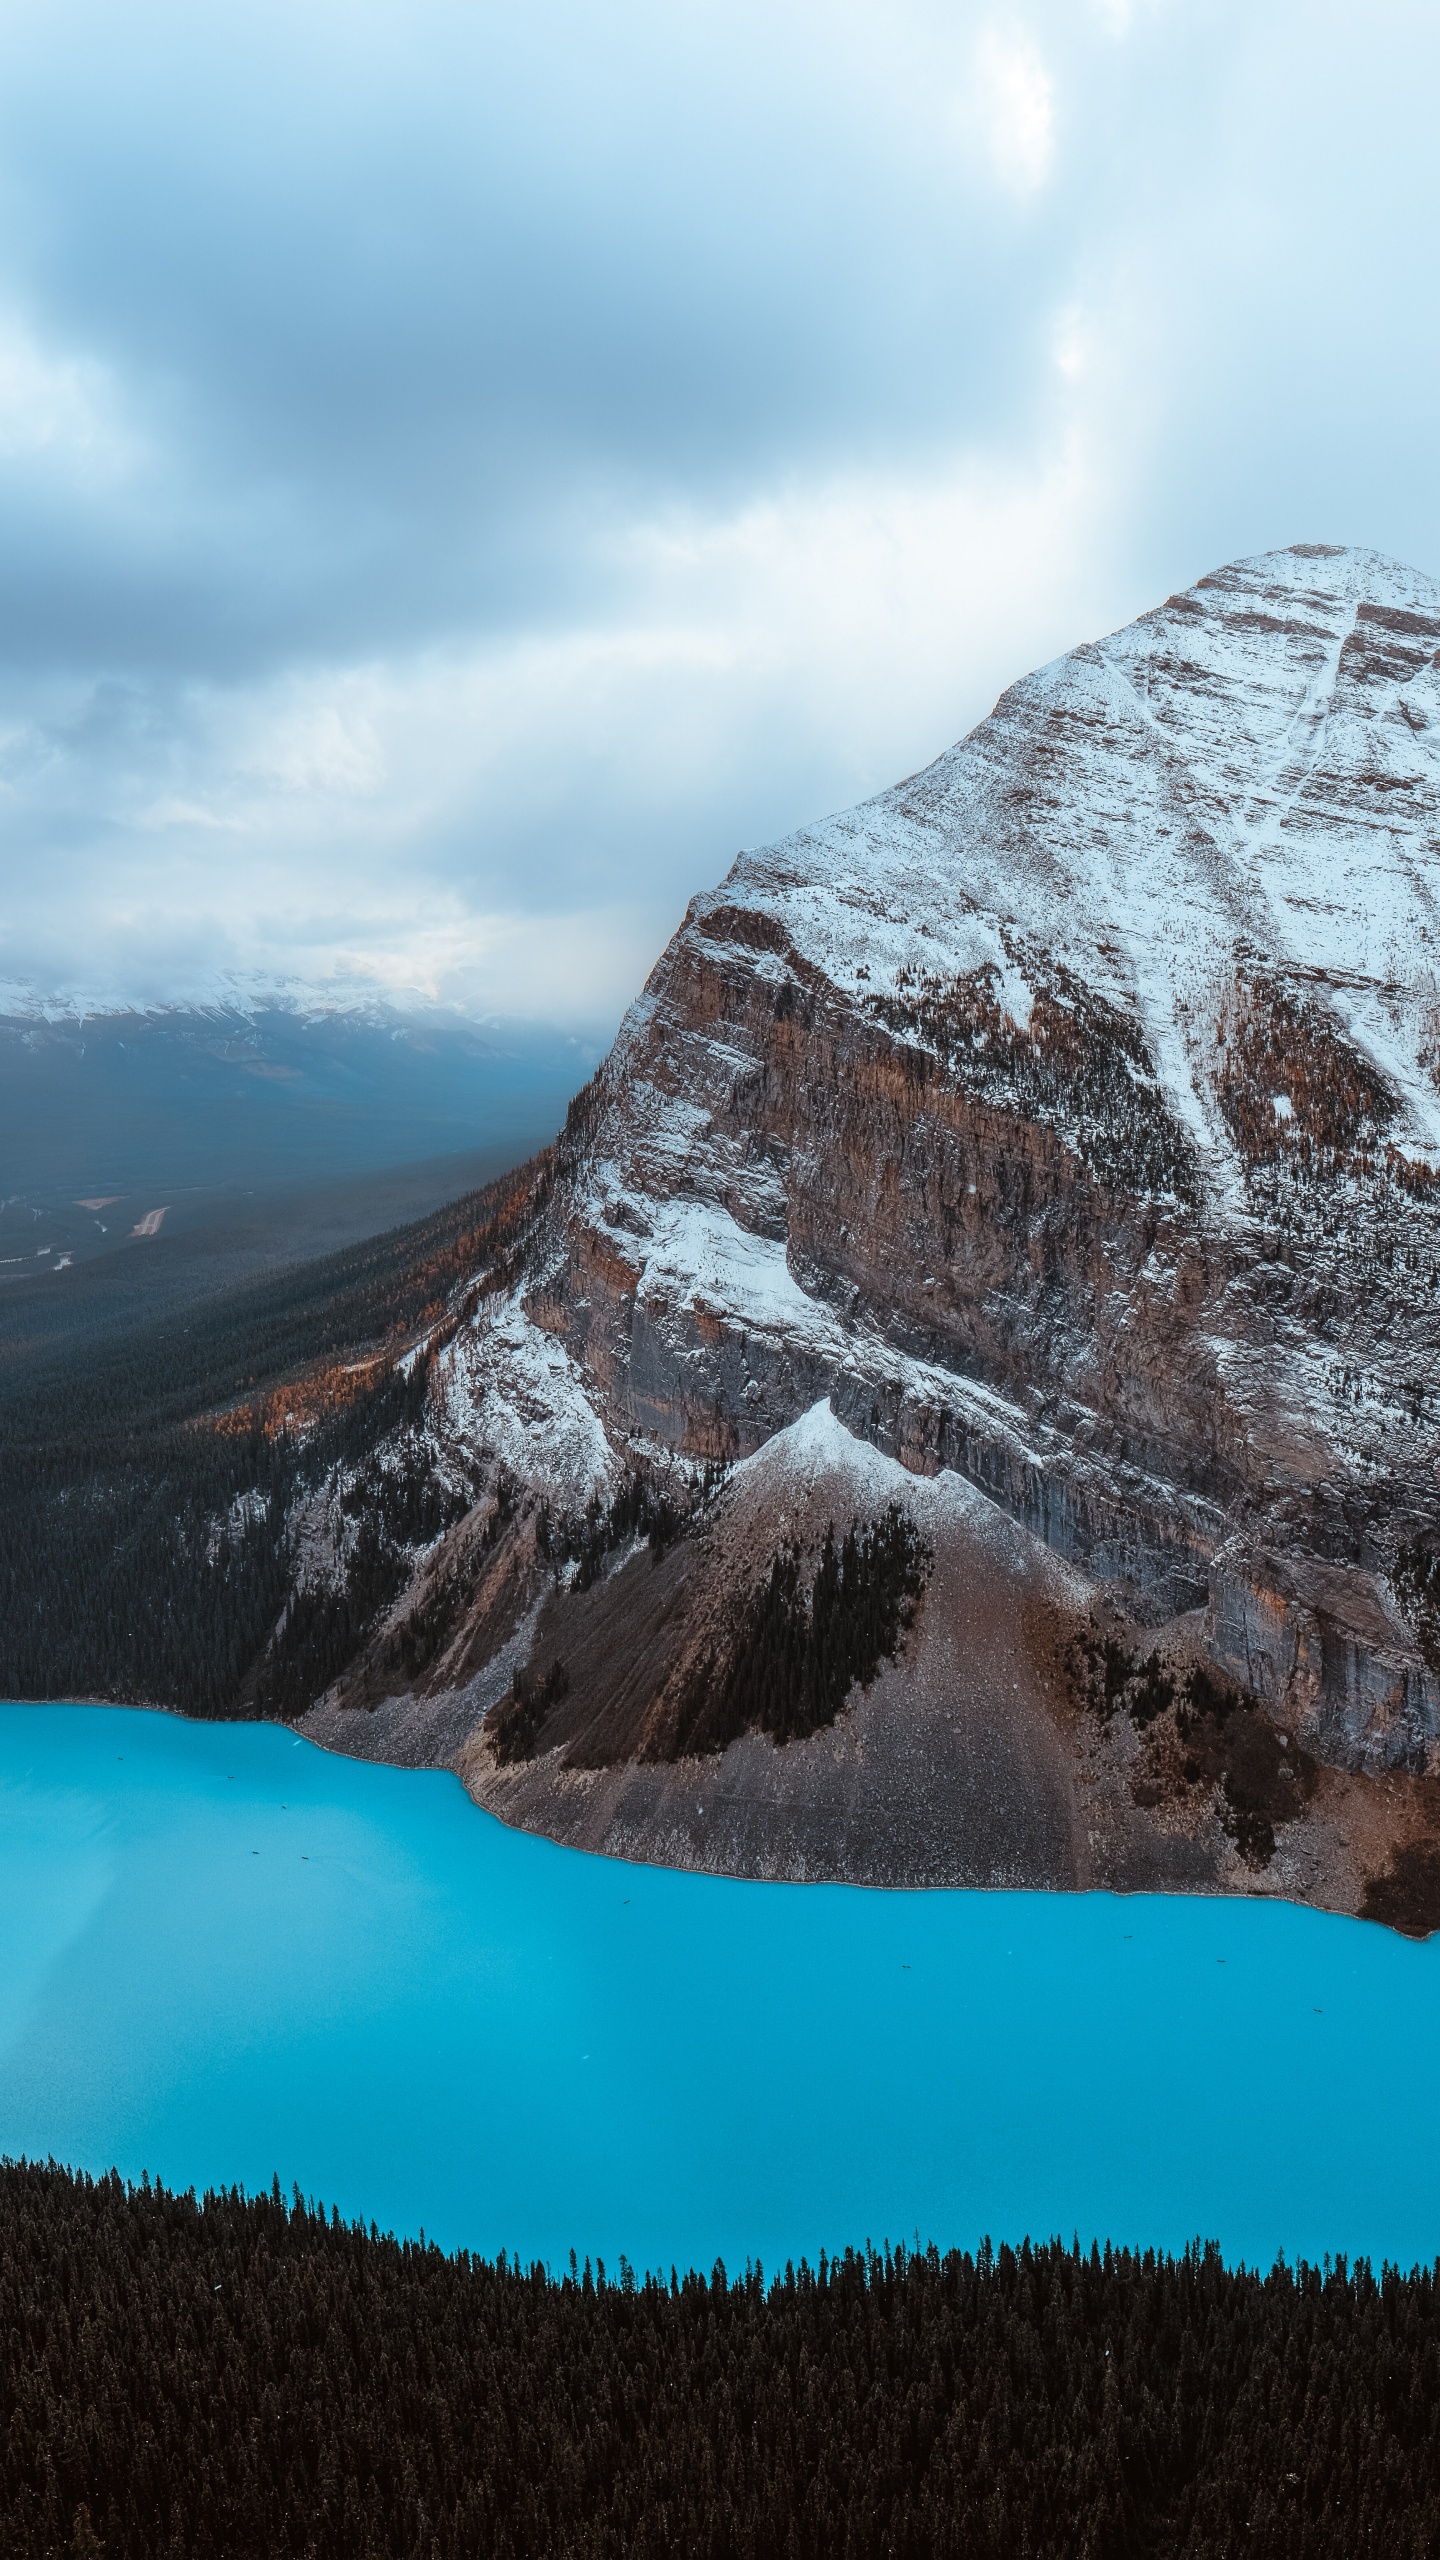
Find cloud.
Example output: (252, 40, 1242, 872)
(0, 425, 1124, 1021)
(0, 0, 1437, 1027)
(0, 315, 129, 470)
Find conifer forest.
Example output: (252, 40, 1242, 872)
(2, 2161, 1439, 2560)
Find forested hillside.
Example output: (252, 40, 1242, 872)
(0, 1154, 546, 1714)
(1, 2160, 1437, 2559)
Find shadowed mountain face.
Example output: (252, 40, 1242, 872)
(19, 546, 1440, 1924)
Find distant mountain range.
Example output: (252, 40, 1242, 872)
(14, 545, 1440, 1933)
(0, 997, 598, 1200)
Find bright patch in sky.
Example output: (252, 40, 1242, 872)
(973, 30, 1056, 195)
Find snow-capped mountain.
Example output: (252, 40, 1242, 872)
(306, 546, 1440, 1918)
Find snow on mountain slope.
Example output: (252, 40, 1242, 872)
(435, 1293, 619, 1512)
(727, 543, 1440, 1067)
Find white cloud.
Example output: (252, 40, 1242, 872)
(0, 405, 1137, 1025)
(1052, 302, 1090, 382)
(245, 697, 388, 799)
(136, 797, 240, 831)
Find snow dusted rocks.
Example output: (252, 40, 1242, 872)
(435, 1294, 618, 1515)
(311, 547, 1440, 1912)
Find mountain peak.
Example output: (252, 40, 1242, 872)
(704, 542, 1440, 1153)
(1196, 538, 1437, 596)
(1131, 537, 1440, 661)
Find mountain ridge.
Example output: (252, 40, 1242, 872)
(297, 546, 1440, 1918)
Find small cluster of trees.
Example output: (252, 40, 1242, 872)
(488, 1657, 572, 1764)
(671, 1504, 928, 1757)
(1068, 1632, 1315, 1873)
(383, 1477, 518, 1684)
(870, 943, 1201, 1203)
(250, 1422, 473, 1719)
(1215, 970, 1397, 1175)
(3, 2160, 1440, 2557)
(536, 1468, 696, 1592)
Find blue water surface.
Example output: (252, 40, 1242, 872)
(1, 1702, 1437, 2273)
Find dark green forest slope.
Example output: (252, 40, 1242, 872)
(0, 1151, 548, 1715)
(2, 2161, 1438, 2560)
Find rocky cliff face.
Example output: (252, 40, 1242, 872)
(304, 545, 1440, 1922)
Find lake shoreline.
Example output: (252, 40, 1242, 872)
(3, 1689, 1432, 1937)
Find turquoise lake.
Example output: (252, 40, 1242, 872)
(2, 1700, 1438, 2273)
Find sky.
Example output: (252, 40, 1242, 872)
(0, 0, 1438, 1031)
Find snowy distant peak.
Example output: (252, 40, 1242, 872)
(0, 981, 471, 1030)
